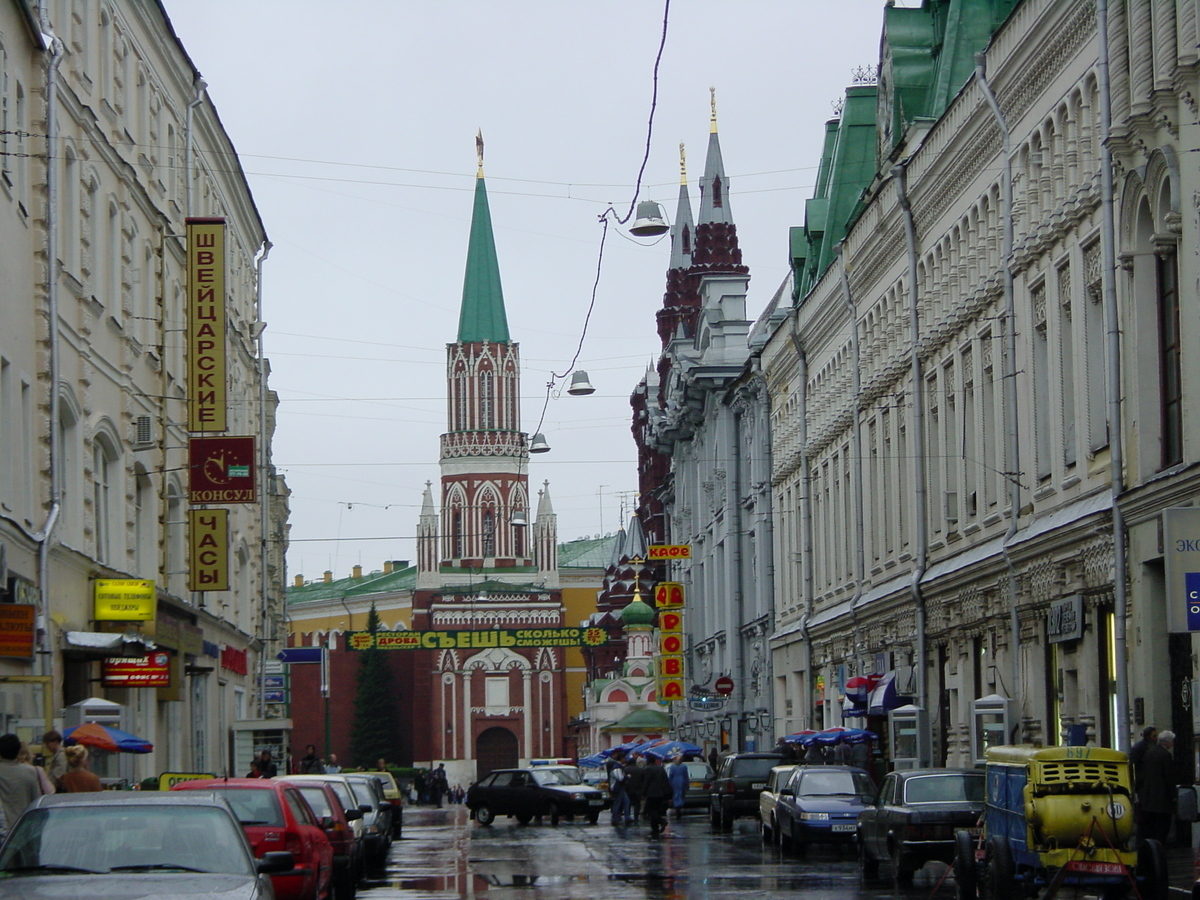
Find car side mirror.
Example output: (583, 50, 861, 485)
(258, 851, 294, 874)
(344, 808, 363, 821)
(319, 815, 334, 829)
(360, 804, 373, 813)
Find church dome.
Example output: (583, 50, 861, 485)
(621, 590, 656, 627)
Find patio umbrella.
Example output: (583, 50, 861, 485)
(64, 722, 153, 754)
(642, 740, 702, 760)
(783, 730, 817, 744)
(578, 754, 607, 768)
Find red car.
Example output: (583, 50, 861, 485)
(172, 778, 333, 900)
(288, 778, 362, 900)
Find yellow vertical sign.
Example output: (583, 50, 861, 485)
(187, 218, 227, 432)
(189, 509, 229, 591)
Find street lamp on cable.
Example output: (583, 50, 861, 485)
(529, 433, 550, 453)
(629, 200, 670, 237)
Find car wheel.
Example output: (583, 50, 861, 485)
(475, 804, 495, 826)
(516, 813, 532, 825)
(1138, 839, 1168, 900)
(954, 830, 977, 900)
(860, 836, 880, 880)
(984, 835, 1014, 900)
(335, 865, 357, 900)
(890, 841, 914, 884)
(548, 803, 561, 826)
(586, 811, 600, 824)
(761, 818, 772, 843)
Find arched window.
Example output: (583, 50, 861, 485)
(482, 510, 495, 557)
(92, 434, 120, 563)
(712, 175, 723, 208)
(480, 370, 494, 429)
(453, 510, 463, 558)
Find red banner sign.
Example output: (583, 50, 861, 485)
(103, 652, 171, 688)
(0, 604, 35, 659)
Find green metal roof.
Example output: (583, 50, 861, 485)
(287, 565, 418, 605)
(559, 535, 620, 569)
(457, 176, 510, 343)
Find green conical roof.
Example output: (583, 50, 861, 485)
(458, 176, 510, 343)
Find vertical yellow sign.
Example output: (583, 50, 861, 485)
(189, 509, 229, 591)
(187, 218, 227, 432)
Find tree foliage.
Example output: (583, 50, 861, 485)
(349, 604, 401, 766)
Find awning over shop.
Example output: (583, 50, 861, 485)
(63, 631, 157, 659)
(600, 708, 673, 732)
(867, 670, 913, 716)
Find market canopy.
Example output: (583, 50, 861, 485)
(64, 722, 153, 754)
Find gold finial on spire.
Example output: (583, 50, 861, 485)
(709, 86, 717, 133)
(475, 129, 484, 178)
(679, 142, 687, 185)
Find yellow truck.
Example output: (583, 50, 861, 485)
(954, 745, 1166, 900)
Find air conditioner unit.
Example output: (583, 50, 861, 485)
(133, 415, 154, 448)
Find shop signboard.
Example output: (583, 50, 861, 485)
(0, 604, 35, 658)
(94, 579, 155, 621)
(104, 652, 171, 688)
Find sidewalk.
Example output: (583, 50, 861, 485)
(1168, 843, 1193, 896)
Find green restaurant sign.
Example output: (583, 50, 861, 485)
(347, 627, 608, 651)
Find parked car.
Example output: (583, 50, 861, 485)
(288, 778, 363, 900)
(341, 774, 393, 865)
(279, 775, 367, 880)
(858, 767, 985, 882)
(758, 764, 800, 844)
(709, 752, 785, 829)
(466, 767, 606, 826)
(172, 777, 333, 900)
(361, 770, 403, 837)
(682, 761, 716, 809)
(775, 765, 875, 852)
(0, 791, 292, 900)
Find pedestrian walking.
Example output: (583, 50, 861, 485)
(707, 746, 720, 771)
(324, 753, 342, 774)
(607, 750, 631, 825)
(1139, 729, 1177, 844)
(41, 731, 67, 790)
(775, 737, 799, 763)
(257, 749, 278, 778)
(625, 756, 647, 823)
(642, 755, 673, 837)
(668, 756, 689, 819)
(430, 763, 449, 808)
(1129, 726, 1157, 792)
(17, 744, 53, 796)
(0, 733, 41, 837)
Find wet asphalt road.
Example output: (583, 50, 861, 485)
(361, 805, 964, 900)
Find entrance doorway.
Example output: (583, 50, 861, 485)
(475, 726, 518, 781)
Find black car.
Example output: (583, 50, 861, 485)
(467, 767, 606, 826)
(342, 773, 393, 865)
(775, 764, 875, 851)
(0, 791, 291, 900)
(709, 752, 785, 829)
(858, 767, 985, 882)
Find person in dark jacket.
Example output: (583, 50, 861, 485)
(624, 757, 648, 823)
(298, 744, 323, 774)
(1129, 726, 1157, 794)
(641, 755, 673, 837)
(608, 750, 631, 825)
(1139, 729, 1177, 844)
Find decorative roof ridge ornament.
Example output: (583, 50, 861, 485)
(709, 86, 718, 133)
(475, 128, 484, 179)
(679, 141, 687, 186)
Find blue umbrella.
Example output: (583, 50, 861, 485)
(578, 754, 607, 768)
(642, 740, 702, 760)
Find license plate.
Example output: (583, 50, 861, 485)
(1065, 861, 1125, 875)
(588, 800, 603, 806)
(751, 783, 766, 790)
(832, 824, 857, 832)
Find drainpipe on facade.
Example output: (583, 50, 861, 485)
(787, 315, 816, 728)
(35, 26, 66, 688)
(975, 52, 1024, 733)
(892, 162, 928, 714)
(728, 409, 747, 746)
(1096, 0, 1130, 751)
(254, 240, 272, 719)
(839, 250, 866, 676)
(752, 358, 777, 737)
(184, 77, 207, 216)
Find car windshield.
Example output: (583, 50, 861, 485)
(532, 768, 583, 786)
(0, 805, 251, 876)
(731, 758, 780, 779)
(198, 787, 284, 826)
(904, 774, 985, 804)
(795, 769, 874, 797)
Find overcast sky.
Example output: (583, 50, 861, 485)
(163, 1, 890, 582)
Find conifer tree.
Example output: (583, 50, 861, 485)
(349, 604, 400, 766)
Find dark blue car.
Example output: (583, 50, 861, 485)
(775, 765, 875, 853)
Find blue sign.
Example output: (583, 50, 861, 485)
(262, 689, 287, 703)
(1188, 572, 1200, 630)
(277, 647, 323, 664)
